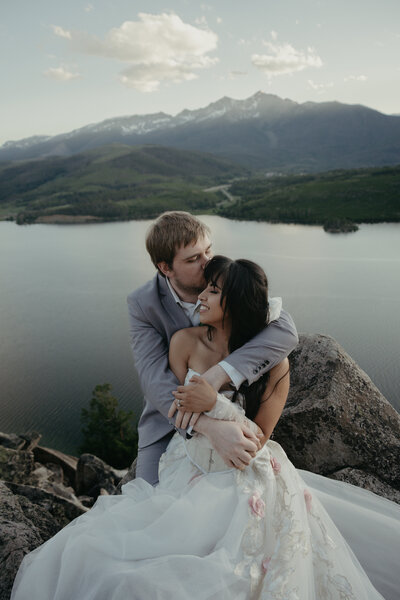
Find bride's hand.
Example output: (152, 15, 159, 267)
(171, 375, 217, 413)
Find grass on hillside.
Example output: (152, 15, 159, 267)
(219, 166, 400, 225)
(0, 144, 246, 223)
(1, 147, 399, 227)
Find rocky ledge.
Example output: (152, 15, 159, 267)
(1, 334, 399, 599)
(274, 334, 400, 503)
(0, 438, 127, 600)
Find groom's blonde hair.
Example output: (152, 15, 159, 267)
(146, 211, 210, 275)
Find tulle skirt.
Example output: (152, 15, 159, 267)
(11, 435, 400, 600)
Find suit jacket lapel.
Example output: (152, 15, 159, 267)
(157, 274, 192, 329)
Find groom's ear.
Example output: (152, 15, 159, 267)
(157, 261, 172, 277)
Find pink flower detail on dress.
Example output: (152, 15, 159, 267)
(304, 488, 312, 512)
(248, 491, 265, 518)
(189, 473, 202, 484)
(270, 457, 281, 474)
(262, 557, 271, 573)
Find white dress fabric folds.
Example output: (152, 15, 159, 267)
(11, 370, 400, 600)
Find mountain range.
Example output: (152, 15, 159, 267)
(3, 92, 400, 172)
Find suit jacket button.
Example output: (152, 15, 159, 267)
(253, 369, 258, 374)
(266, 360, 270, 365)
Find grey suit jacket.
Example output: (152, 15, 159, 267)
(127, 273, 298, 449)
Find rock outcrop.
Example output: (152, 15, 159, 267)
(273, 334, 400, 501)
(115, 334, 400, 502)
(33, 445, 78, 488)
(76, 453, 127, 497)
(0, 482, 60, 600)
(0, 434, 127, 599)
(115, 458, 137, 493)
(1, 334, 399, 599)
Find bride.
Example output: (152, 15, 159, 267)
(11, 257, 400, 600)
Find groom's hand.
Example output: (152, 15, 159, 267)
(167, 400, 202, 430)
(176, 409, 201, 430)
(194, 416, 259, 470)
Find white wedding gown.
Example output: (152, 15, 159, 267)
(11, 370, 400, 600)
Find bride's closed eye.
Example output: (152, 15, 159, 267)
(207, 281, 221, 293)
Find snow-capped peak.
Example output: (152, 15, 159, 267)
(0, 92, 297, 155)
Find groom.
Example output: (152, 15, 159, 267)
(127, 211, 298, 485)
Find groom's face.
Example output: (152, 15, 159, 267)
(161, 235, 213, 295)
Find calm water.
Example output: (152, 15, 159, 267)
(1, 217, 399, 455)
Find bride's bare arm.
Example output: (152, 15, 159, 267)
(168, 330, 218, 427)
(168, 329, 207, 429)
(254, 358, 290, 445)
(198, 360, 290, 448)
(168, 330, 260, 469)
(172, 359, 289, 446)
(168, 329, 193, 385)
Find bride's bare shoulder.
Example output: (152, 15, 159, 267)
(169, 327, 205, 366)
(170, 326, 204, 347)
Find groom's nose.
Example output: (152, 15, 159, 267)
(200, 253, 209, 269)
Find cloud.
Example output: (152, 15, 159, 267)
(120, 56, 217, 92)
(216, 17, 222, 24)
(271, 30, 278, 41)
(229, 70, 247, 79)
(195, 16, 208, 26)
(52, 25, 72, 40)
(84, 3, 94, 12)
(51, 13, 218, 91)
(252, 41, 322, 77)
(43, 66, 81, 81)
(308, 79, 333, 92)
(344, 75, 367, 82)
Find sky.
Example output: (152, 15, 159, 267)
(1, 0, 400, 146)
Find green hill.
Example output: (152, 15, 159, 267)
(0, 144, 249, 223)
(218, 166, 400, 227)
(2, 148, 399, 229)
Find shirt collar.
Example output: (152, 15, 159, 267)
(165, 277, 201, 309)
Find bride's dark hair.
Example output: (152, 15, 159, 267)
(203, 255, 270, 420)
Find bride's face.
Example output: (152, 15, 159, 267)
(198, 278, 226, 326)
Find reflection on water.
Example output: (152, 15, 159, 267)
(0, 218, 399, 454)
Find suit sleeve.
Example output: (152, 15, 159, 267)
(222, 309, 298, 386)
(127, 294, 187, 436)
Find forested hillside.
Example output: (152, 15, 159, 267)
(218, 166, 400, 227)
(0, 144, 248, 223)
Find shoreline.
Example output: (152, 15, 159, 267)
(2, 212, 399, 231)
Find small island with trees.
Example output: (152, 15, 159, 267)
(323, 219, 359, 233)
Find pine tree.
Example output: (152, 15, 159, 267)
(80, 383, 138, 468)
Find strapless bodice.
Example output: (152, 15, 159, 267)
(183, 368, 245, 474)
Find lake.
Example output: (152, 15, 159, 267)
(0, 217, 399, 455)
